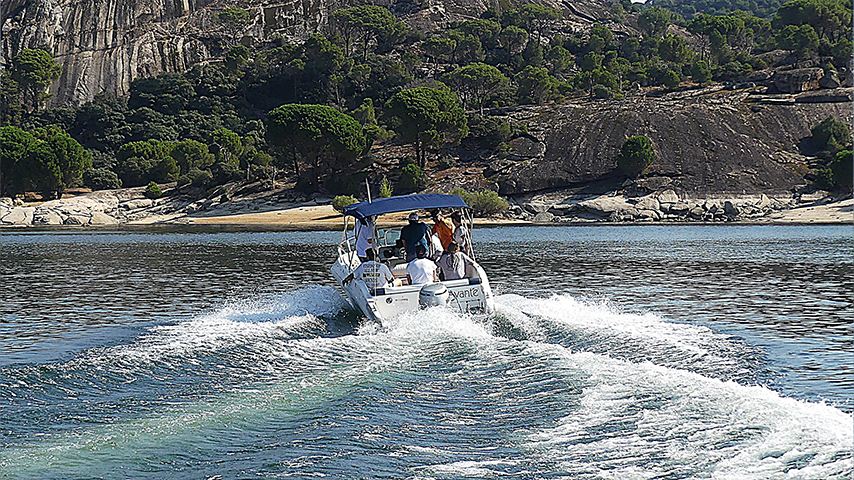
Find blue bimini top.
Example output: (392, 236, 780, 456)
(343, 194, 469, 220)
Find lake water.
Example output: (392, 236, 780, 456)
(1, 225, 851, 478)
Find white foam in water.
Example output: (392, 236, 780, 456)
(496, 293, 740, 369)
(522, 343, 854, 479)
(73, 286, 346, 367)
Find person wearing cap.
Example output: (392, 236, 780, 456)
(406, 244, 438, 285)
(430, 210, 454, 250)
(399, 212, 431, 262)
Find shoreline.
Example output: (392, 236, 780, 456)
(1, 189, 851, 231)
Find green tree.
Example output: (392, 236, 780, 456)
(398, 163, 428, 192)
(617, 135, 656, 177)
(266, 104, 367, 189)
(218, 7, 251, 47)
(0, 126, 39, 196)
(690, 60, 713, 84)
(129, 73, 195, 115)
(638, 6, 673, 39)
(658, 34, 693, 64)
(443, 63, 509, 114)
(516, 66, 558, 105)
(776, 24, 820, 59)
(115, 139, 178, 187)
(773, 0, 852, 43)
(330, 5, 406, 60)
(171, 139, 215, 174)
(519, 4, 562, 47)
(9, 49, 61, 113)
(384, 86, 468, 169)
(811, 116, 851, 153)
(33, 125, 93, 196)
(828, 150, 853, 191)
(498, 26, 529, 66)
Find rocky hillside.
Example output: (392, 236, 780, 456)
(487, 87, 852, 196)
(1, 0, 610, 107)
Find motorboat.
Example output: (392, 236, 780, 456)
(330, 194, 496, 323)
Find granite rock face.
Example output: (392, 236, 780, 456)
(2, 0, 610, 107)
(494, 96, 853, 196)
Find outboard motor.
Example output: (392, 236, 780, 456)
(419, 283, 449, 308)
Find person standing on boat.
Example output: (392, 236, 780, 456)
(437, 242, 475, 281)
(450, 212, 470, 254)
(430, 210, 454, 250)
(355, 216, 375, 263)
(399, 212, 431, 262)
(406, 244, 438, 285)
(343, 249, 399, 292)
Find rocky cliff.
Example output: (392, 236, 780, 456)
(492, 87, 853, 196)
(2, 0, 610, 107)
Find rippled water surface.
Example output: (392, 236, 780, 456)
(1, 225, 851, 478)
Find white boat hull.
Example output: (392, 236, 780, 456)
(331, 252, 496, 323)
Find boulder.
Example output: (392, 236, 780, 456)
(668, 202, 690, 215)
(795, 89, 853, 103)
(724, 201, 741, 216)
(819, 72, 840, 89)
(636, 209, 661, 220)
(756, 194, 771, 209)
(64, 215, 89, 225)
(121, 199, 154, 210)
(657, 189, 679, 204)
(634, 195, 660, 212)
(32, 208, 64, 225)
(90, 212, 119, 225)
(523, 202, 549, 214)
(579, 196, 633, 217)
(506, 137, 546, 160)
(688, 206, 705, 219)
(0, 197, 13, 207)
(772, 68, 823, 93)
(533, 212, 555, 223)
(1, 207, 34, 225)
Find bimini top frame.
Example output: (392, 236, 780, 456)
(343, 194, 469, 221)
(338, 193, 477, 261)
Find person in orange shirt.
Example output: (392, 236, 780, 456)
(430, 210, 454, 250)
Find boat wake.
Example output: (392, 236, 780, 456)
(1, 288, 851, 479)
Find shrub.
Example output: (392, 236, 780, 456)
(83, 168, 122, 190)
(144, 181, 162, 199)
(811, 117, 851, 154)
(449, 187, 509, 216)
(379, 176, 393, 198)
(333, 195, 358, 213)
(183, 168, 213, 188)
(829, 150, 853, 191)
(617, 135, 656, 178)
(467, 115, 512, 149)
(398, 163, 428, 192)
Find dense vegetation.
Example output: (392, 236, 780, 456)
(0, 0, 851, 200)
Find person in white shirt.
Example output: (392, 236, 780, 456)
(406, 244, 438, 285)
(429, 233, 444, 261)
(355, 217, 374, 262)
(437, 242, 476, 281)
(343, 249, 399, 292)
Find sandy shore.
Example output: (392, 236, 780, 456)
(169, 199, 853, 228)
(3, 190, 851, 229)
(179, 205, 531, 229)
